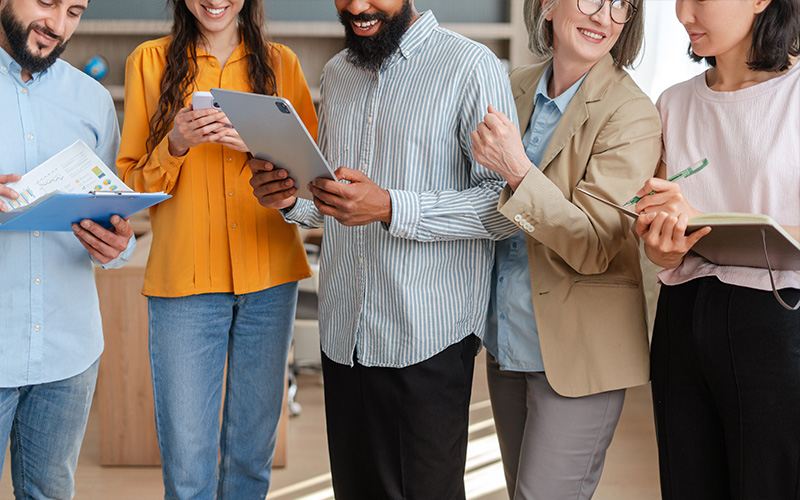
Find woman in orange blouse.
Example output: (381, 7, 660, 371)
(117, 0, 315, 497)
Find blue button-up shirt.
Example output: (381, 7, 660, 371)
(284, 11, 518, 367)
(484, 65, 586, 372)
(0, 47, 132, 387)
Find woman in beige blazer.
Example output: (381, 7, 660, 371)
(471, 0, 661, 498)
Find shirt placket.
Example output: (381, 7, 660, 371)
(353, 73, 380, 355)
(216, 59, 243, 290)
(19, 77, 44, 382)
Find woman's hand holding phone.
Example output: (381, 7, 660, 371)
(167, 92, 248, 156)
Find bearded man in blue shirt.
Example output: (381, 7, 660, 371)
(0, 0, 135, 497)
(250, 0, 518, 497)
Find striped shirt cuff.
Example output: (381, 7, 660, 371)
(386, 189, 421, 240)
(280, 198, 316, 227)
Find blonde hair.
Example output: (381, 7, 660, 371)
(523, 0, 645, 68)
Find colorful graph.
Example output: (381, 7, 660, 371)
(9, 188, 35, 209)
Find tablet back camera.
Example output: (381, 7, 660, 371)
(276, 101, 291, 114)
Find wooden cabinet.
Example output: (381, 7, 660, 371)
(95, 232, 160, 466)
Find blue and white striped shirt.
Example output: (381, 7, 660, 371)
(284, 11, 518, 367)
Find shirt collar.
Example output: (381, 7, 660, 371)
(396, 10, 437, 62)
(0, 45, 49, 82)
(534, 63, 588, 113)
(196, 40, 248, 65)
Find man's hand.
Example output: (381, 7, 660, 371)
(0, 174, 22, 212)
(248, 158, 298, 210)
(471, 105, 531, 191)
(72, 215, 134, 265)
(308, 167, 392, 226)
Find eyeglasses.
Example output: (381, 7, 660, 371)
(577, 0, 637, 24)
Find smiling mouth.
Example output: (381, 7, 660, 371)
(31, 27, 60, 47)
(353, 19, 379, 31)
(204, 5, 227, 15)
(578, 28, 605, 40)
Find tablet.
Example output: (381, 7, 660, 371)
(210, 88, 336, 199)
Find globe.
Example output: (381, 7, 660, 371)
(83, 56, 109, 81)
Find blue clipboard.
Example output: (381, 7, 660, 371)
(0, 191, 171, 231)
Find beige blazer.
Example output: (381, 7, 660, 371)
(498, 54, 661, 397)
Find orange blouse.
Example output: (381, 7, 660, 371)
(118, 37, 315, 297)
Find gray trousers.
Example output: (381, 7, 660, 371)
(486, 355, 625, 500)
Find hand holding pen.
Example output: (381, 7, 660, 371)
(633, 159, 708, 220)
(624, 158, 708, 207)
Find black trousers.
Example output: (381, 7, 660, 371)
(651, 278, 800, 500)
(321, 335, 478, 500)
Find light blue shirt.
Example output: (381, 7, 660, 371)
(484, 64, 586, 372)
(284, 12, 519, 367)
(0, 47, 134, 387)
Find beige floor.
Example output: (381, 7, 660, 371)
(1, 352, 660, 499)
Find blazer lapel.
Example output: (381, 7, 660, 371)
(538, 92, 589, 173)
(513, 65, 544, 135)
(537, 53, 616, 173)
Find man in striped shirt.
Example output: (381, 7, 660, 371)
(250, 0, 518, 497)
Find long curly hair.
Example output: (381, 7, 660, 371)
(145, 0, 277, 155)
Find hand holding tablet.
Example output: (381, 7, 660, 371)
(210, 88, 337, 200)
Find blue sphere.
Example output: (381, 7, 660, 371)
(83, 56, 108, 81)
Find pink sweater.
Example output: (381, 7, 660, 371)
(656, 63, 800, 291)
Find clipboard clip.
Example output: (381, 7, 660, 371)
(88, 190, 136, 195)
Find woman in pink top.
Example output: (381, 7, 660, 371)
(635, 0, 800, 498)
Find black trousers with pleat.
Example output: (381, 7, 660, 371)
(651, 277, 800, 500)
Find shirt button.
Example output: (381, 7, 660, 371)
(228, 190, 234, 196)
(499, 276, 504, 283)
(1, 66, 7, 72)
(511, 242, 517, 249)
(20, 88, 28, 94)
(27, 134, 34, 141)
(362, 163, 368, 170)
(366, 116, 373, 124)
(231, 222, 237, 229)
(500, 313, 506, 320)
(34, 278, 41, 285)
(33, 231, 40, 237)
(33, 325, 41, 332)
(210, 60, 217, 66)
(227, 157, 232, 163)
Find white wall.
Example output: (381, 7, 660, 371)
(627, 0, 706, 102)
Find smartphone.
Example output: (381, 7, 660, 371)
(192, 91, 221, 111)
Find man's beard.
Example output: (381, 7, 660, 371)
(1, 3, 68, 74)
(339, 0, 414, 72)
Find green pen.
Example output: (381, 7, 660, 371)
(622, 158, 709, 207)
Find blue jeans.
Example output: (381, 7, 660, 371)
(148, 282, 298, 500)
(0, 360, 99, 500)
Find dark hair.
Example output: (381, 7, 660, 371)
(145, 0, 277, 155)
(523, 0, 645, 69)
(689, 0, 800, 72)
